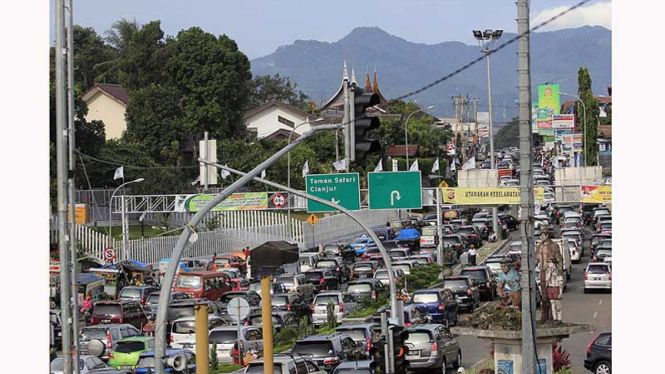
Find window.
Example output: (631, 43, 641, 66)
(292, 341, 334, 355)
(111, 329, 120, 341)
(115, 341, 147, 353)
(278, 115, 295, 128)
(176, 275, 202, 290)
(412, 293, 439, 304)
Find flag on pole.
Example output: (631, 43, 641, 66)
(332, 159, 346, 171)
(113, 166, 124, 180)
(431, 158, 440, 173)
(409, 159, 419, 171)
(462, 157, 476, 171)
(450, 158, 457, 172)
(191, 175, 201, 186)
(302, 160, 309, 177)
(374, 159, 383, 172)
(261, 170, 266, 179)
(221, 165, 230, 180)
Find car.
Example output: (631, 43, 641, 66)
(562, 231, 584, 250)
(350, 237, 377, 255)
(593, 247, 612, 263)
(443, 276, 480, 313)
(212, 254, 247, 273)
(410, 288, 459, 326)
(543, 192, 556, 204)
(311, 291, 360, 327)
(89, 300, 148, 330)
(373, 268, 404, 287)
(218, 290, 261, 311)
(144, 292, 191, 319)
(170, 315, 226, 349)
(117, 285, 160, 307)
(567, 238, 582, 263)
(471, 219, 492, 240)
(484, 256, 508, 277)
(345, 279, 386, 302)
(210, 326, 265, 363)
(480, 160, 491, 169)
(305, 269, 341, 292)
(350, 261, 381, 280)
(498, 213, 519, 231)
(457, 226, 483, 248)
(332, 360, 377, 374)
(409, 252, 434, 265)
(323, 242, 356, 262)
(247, 309, 300, 332)
(335, 323, 380, 358)
(291, 332, 365, 371)
(79, 324, 143, 361)
(460, 266, 496, 301)
(556, 205, 577, 224)
(584, 332, 612, 374)
(247, 282, 288, 297)
(275, 274, 315, 301)
(440, 235, 466, 256)
(388, 249, 410, 262)
(404, 324, 462, 371)
(584, 263, 611, 293)
(271, 293, 313, 322)
(50, 355, 112, 374)
(589, 234, 611, 255)
(108, 336, 154, 370)
(243, 355, 327, 374)
(372, 227, 394, 241)
(315, 257, 351, 284)
(299, 253, 322, 272)
(134, 349, 196, 373)
(391, 260, 420, 275)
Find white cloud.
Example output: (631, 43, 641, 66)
(532, 1, 612, 31)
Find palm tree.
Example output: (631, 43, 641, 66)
(93, 18, 140, 83)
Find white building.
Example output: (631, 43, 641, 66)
(243, 101, 317, 141)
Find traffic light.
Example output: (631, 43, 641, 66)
(369, 336, 387, 374)
(391, 326, 410, 373)
(351, 88, 381, 161)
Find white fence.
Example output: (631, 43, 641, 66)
(301, 209, 403, 248)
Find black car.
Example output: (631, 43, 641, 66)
(247, 309, 299, 333)
(443, 276, 480, 313)
(291, 332, 365, 371)
(315, 257, 351, 284)
(460, 266, 496, 301)
(144, 291, 191, 319)
(441, 235, 466, 256)
(498, 213, 519, 231)
(584, 332, 611, 374)
(323, 242, 356, 262)
(457, 226, 483, 248)
(345, 279, 385, 302)
(218, 290, 261, 310)
(271, 293, 312, 323)
(350, 261, 381, 279)
(304, 269, 340, 292)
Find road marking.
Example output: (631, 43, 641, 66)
(598, 300, 603, 306)
(593, 312, 598, 319)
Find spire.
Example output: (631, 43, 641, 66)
(343, 57, 348, 81)
(372, 67, 379, 93)
(365, 71, 372, 92)
(351, 66, 357, 86)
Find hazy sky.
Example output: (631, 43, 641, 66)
(52, 0, 612, 59)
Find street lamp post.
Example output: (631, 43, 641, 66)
(474, 28, 503, 236)
(559, 92, 587, 167)
(109, 178, 145, 258)
(404, 106, 434, 166)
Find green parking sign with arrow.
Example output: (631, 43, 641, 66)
(306, 173, 361, 213)
(368, 171, 422, 210)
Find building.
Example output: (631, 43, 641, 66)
(243, 101, 318, 140)
(81, 83, 129, 140)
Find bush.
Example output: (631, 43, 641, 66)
(552, 342, 572, 371)
(211, 364, 244, 373)
(404, 264, 442, 291)
(210, 342, 219, 371)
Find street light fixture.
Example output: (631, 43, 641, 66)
(404, 105, 434, 166)
(108, 177, 145, 259)
(559, 92, 587, 167)
(473, 28, 502, 237)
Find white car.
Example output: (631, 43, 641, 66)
(566, 238, 582, 262)
(543, 192, 556, 204)
(170, 315, 226, 349)
(584, 263, 611, 293)
(311, 291, 358, 327)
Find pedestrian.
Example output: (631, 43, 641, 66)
(80, 295, 93, 322)
(244, 246, 251, 258)
(143, 317, 156, 336)
(468, 245, 477, 266)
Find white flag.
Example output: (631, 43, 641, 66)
(450, 158, 457, 172)
(374, 159, 383, 172)
(261, 170, 266, 179)
(113, 166, 124, 180)
(431, 158, 440, 173)
(302, 160, 309, 178)
(221, 165, 230, 180)
(462, 157, 476, 171)
(191, 175, 201, 186)
(333, 159, 346, 171)
(409, 159, 419, 171)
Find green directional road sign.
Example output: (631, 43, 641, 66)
(306, 173, 361, 213)
(368, 171, 422, 210)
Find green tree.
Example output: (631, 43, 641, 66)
(93, 18, 141, 84)
(577, 67, 600, 165)
(70, 26, 116, 90)
(247, 74, 311, 111)
(167, 27, 252, 138)
(494, 117, 520, 149)
(117, 20, 172, 92)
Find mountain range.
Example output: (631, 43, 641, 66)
(250, 26, 611, 121)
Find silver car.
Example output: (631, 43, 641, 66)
(210, 326, 264, 363)
(405, 324, 462, 371)
(584, 263, 611, 293)
(311, 292, 358, 327)
(50, 355, 113, 374)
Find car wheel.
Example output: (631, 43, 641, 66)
(594, 360, 611, 374)
(453, 350, 462, 369)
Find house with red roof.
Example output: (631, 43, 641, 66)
(81, 83, 130, 140)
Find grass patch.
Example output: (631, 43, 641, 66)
(211, 364, 243, 373)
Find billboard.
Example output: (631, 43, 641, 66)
(538, 84, 560, 116)
(554, 128, 574, 141)
(175, 192, 269, 212)
(552, 114, 575, 129)
(561, 133, 582, 152)
(537, 120, 552, 130)
(441, 187, 545, 205)
(580, 185, 612, 203)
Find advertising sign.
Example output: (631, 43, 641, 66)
(537, 120, 552, 130)
(552, 114, 575, 129)
(562, 133, 583, 152)
(554, 128, 574, 141)
(498, 360, 514, 374)
(538, 84, 560, 116)
(441, 187, 545, 205)
(177, 192, 269, 212)
(580, 185, 612, 203)
(67, 204, 88, 225)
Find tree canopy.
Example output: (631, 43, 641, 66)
(577, 67, 600, 165)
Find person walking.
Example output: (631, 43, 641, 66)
(468, 245, 477, 266)
(80, 295, 93, 323)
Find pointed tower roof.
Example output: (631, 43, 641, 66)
(351, 67, 357, 86)
(321, 59, 350, 112)
(343, 57, 349, 81)
(372, 67, 388, 107)
(364, 71, 372, 92)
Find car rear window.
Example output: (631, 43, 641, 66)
(119, 288, 141, 299)
(271, 296, 289, 306)
(442, 237, 461, 244)
(364, 248, 381, 255)
(461, 270, 488, 281)
(245, 363, 281, 374)
(445, 279, 468, 288)
(315, 295, 341, 305)
(172, 320, 196, 334)
(347, 284, 372, 293)
(375, 270, 390, 279)
(209, 330, 237, 344)
(276, 277, 295, 287)
(353, 263, 374, 271)
(146, 294, 160, 305)
(176, 275, 201, 290)
(168, 305, 196, 321)
(406, 331, 433, 344)
(412, 293, 439, 304)
(305, 272, 323, 281)
(136, 357, 155, 369)
(596, 249, 612, 256)
(80, 328, 108, 341)
(292, 341, 334, 355)
(92, 304, 121, 316)
(114, 341, 146, 353)
(587, 265, 610, 274)
(337, 328, 366, 341)
(316, 260, 337, 268)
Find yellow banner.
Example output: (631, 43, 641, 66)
(441, 187, 545, 205)
(67, 204, 88, 225)
(580, 185, 612, 203)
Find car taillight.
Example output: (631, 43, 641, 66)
(324, 358, 340, 365)
(244, 320, 249, 325)
(339, 302, 344, 313)
(486, 282, 491, 288)
(119, 317, 123, 324)
(587, 334, 600, 356)
(169, 334, 174, 343)
(609, 272, 612, 280)
(141, 296, 145, 306)
(107, 330, 112, 351)
(467, 289, 473, 296)
(593, 256, 598, 262)
(109, 352, 115, 359)
(350, 270, 355, 277)
(320, 278, 326, 284)
(432, 341, 438, 352)
(372, 290, 377, 299)
(366, 337, 372, 352)
(438, 303, 445, 311)
(585, 272, 588, 280)
(287, 304, 291, 311)
(311, 304, 315, 312)
(336, 267, 340, 272)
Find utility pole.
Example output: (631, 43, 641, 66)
(517, 0, 538, 373)
(473, 98, 479, 151)
(453, 95, 460, 160)
(342, 60, 350, 172)
(66, 0, 80, 372)
(56, 0, 73, 373)
(460, 96, 466, 164)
